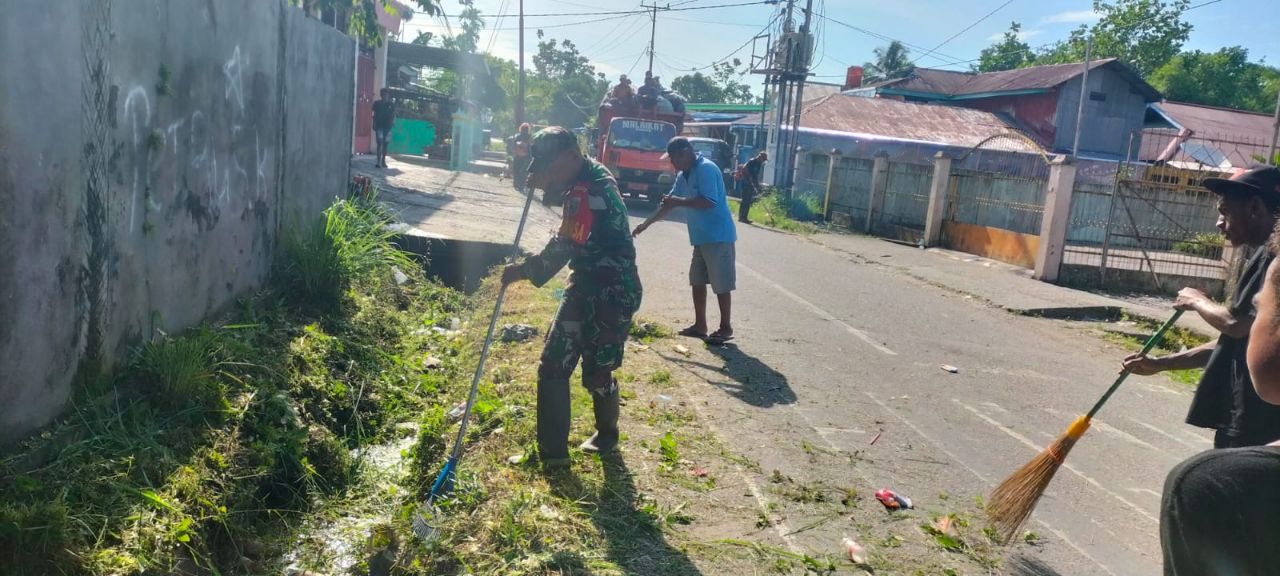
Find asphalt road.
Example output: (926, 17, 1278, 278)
(627, 205, 1212, 576)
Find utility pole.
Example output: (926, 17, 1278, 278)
(784, 0, 814, 193)
(1071, 35, 1092, 158)
(1268, 86, 1280, 166)
(641, 2, 669, 74)
(516, 0, 525, 129)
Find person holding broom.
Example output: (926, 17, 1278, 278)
(500, 127, 643, 468)
(1160, 207, 1280, 575)
(1122, 166, 1280, 448)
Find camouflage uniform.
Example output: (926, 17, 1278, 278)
(520, 157, 642, 460)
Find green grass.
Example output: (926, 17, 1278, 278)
(0, 192, 466, 575)
(1172, 232, 1225, 258)
(729, 191, 824, 235)
(1103, 315, 1212, 387)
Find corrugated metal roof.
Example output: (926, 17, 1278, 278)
(879, 59, 1161, 101)
(734, 93, 1044, 152)
(1139, 101, 1275, 168)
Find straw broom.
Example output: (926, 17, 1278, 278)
(986, 309, 1184, 543)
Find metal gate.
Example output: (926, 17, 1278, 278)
(827, 156, 874, 226)
(873, 162, 934, 238)
(940, 132, 1051, 268)
(1061, 128, 1254, 296)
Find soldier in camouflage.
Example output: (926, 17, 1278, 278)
(501, 127, 643, 467)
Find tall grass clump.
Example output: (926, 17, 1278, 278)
(0, 188, 467, 576)
(278, 192, 415, 314)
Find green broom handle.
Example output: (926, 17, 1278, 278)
(1086, 310, 1185, 419)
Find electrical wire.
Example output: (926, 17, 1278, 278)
(681, 7, 781, 71)
(923, 0, 1229, 69)
(482, 1, 771, 19)
(909, 0, 1016, 66)
(812, 12, 965, 65)
(483, 0, 510, 54)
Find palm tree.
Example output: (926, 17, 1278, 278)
(863, 41, 914, 83)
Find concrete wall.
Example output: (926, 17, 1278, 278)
(0, 0, 355, 442)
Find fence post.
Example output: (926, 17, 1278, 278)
(866, 151, 890, 234)
(823, 149, 842, 219)
(924, 151, 952, 247)
(1034, 155, 1077, 282)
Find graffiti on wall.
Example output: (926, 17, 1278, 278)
(121, 45, 273, 235)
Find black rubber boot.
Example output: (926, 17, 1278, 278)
(536, 379, 572, 468)
(580, 388, 621, 454)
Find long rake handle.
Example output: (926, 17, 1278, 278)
(1085, 310, 1185, 420)
(432, 187, 538, 498)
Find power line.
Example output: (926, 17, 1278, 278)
(922, 0, 1230, 70)
(813, 12, 965, 66)
(481, 1, 771, 18)
(681, 8, 781, 71)
(483, 0, 510, 53)
(909, 0, 1016, 66)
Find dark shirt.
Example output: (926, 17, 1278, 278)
(372, 100, 395, 130)
(1186, 246, 1280, 445)
(1161, 446, 1280, 575)
(745, 158, 764, 183)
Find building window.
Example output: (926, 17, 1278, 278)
(1089, 91, 1107, 102)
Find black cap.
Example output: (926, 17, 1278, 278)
(662, 136, 693, 159)
(528, 127, 581, 173)
(1203, 166, 1280, 206)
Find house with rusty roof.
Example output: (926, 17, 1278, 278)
(863, 59, 1163, 159)
(1143, 101, 1277, 170)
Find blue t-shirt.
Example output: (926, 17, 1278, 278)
(671, 154, 737, 246)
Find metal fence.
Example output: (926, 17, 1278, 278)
(828, 156, 874, 225)
(873, 162, 933, 235)
(946, 169, 1048, 235)
(1059, 128, 1267, 296)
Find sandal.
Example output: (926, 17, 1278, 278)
(707, 330, 735, 345)
(677, 326, 707, 339)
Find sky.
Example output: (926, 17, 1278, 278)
(397, 0, 1280, 94)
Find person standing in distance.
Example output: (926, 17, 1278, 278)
(371, 88, 395, 168)
(739, 151, 767, 224)
(633, 137, 738, 345)
(501, 127, 643, 468)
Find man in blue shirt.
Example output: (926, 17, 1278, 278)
(633, 137, 738, 344)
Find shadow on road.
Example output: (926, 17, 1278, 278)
(661, 343, 797, 407)
(546, 453, 704, 575)
(1004, 554, 1064, 576)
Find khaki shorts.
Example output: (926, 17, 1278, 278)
(690, 242, 736, 294)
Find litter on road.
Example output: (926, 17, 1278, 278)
(940, 364, 959, 373)
(842, 536, 867, 564)
(874, 488, 913, 511)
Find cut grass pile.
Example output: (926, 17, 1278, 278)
(0, 193, 466, 575)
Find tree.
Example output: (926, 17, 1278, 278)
(976, 22, 1033, 73)
(671, 73, 722, 103)
(1149, 47, 1280, 113)
(1036, 0, 1192, 77)
(670, 59, 756, 104)
(294, 0, 441, 46)
(712, 59, 755, 103)
(441, 0, 484, 53)
(528, 32, 608, 128)
(863, 41, 914, 83)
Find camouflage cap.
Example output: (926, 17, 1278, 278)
(528, 127, 581, 173)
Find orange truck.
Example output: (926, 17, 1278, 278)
(595, 105, 684, 205)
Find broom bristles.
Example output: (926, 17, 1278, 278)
(987, 432, 1080, 544)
